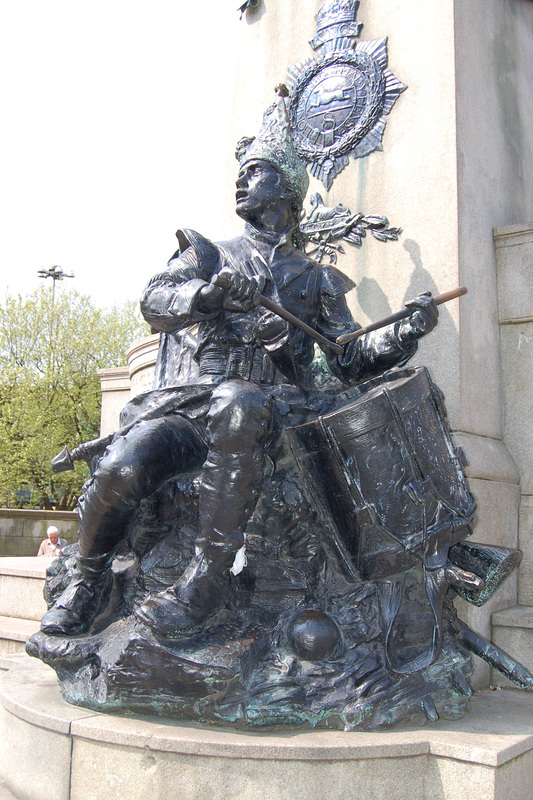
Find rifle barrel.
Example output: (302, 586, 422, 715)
(457, 619, 533, 689)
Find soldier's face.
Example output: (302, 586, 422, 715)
(235, 160, 283, 220)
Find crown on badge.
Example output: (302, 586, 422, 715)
(315, 0, 359, 26)
(311, 0, 363, 51)
(235, 87, 309, 207)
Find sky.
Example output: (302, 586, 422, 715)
(0, 1, 242, 309)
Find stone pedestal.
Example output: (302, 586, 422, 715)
(98, 333, 159, 435)
(0, 558, 46, 657)
(495, 223, 533, 606)
(489, 223, 533, 685)
(2, 658, 533, 800)
(96, 366, 130, 437)
(126, 333, 159, 398)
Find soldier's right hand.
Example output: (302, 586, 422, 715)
(198, 268, 265, 313)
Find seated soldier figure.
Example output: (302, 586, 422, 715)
(41, 99, 438, 639)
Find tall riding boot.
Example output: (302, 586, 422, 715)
(137, 379, 276, 637)
(41, 415, 207, 638)
(136, 529, 244, 638)
(40, 551, 116, 636)
(136, 454, 260, 637)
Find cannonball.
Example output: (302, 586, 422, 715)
(287, 609, 342, 661)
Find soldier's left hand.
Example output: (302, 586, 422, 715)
(399, 292, 439, 344)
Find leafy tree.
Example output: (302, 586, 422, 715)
(0, 286, 149, 509)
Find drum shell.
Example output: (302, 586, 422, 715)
(288, 367, 476, 580)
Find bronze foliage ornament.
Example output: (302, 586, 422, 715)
(300, 192, 402, 264)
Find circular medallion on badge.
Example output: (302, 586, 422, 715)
(290, 52, 385, 165)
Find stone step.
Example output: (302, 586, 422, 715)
(0, 558, 48, 621)
(0, 616, 39, 657)
(0, 653, 30, 674)
(492, 605, 533, 687)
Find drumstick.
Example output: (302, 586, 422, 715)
(336, 286, 467, 346)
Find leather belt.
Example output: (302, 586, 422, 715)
(198, 345, 277, 385)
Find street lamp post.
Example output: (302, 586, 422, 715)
(37, 265, 75, 397)
(37, 265, 75, 320)
(37, 266, 76, 507)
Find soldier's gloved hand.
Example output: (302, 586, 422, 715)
(198, 268, 265, 313)
(398, 292, 439, 346)
(255, 309, 290, 351)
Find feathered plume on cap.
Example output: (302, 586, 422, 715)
(235, 87, 310, 207)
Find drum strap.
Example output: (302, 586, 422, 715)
(380, 547, 449, 675)
(377, 387, 453, 673)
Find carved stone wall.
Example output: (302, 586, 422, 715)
(495, 223, 533, 607)
(98, 334, 159, 435)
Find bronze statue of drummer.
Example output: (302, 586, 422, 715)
(40, 97, 437, 640)
(30, 95, 532, 728)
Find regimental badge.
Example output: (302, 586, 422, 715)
(287, 0, 406, 189)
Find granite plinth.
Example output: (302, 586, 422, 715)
(1, 659, 533, 800)
(0, 558, 48, 621)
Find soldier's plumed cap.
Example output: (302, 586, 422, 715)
(235, 95, 309, 207)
